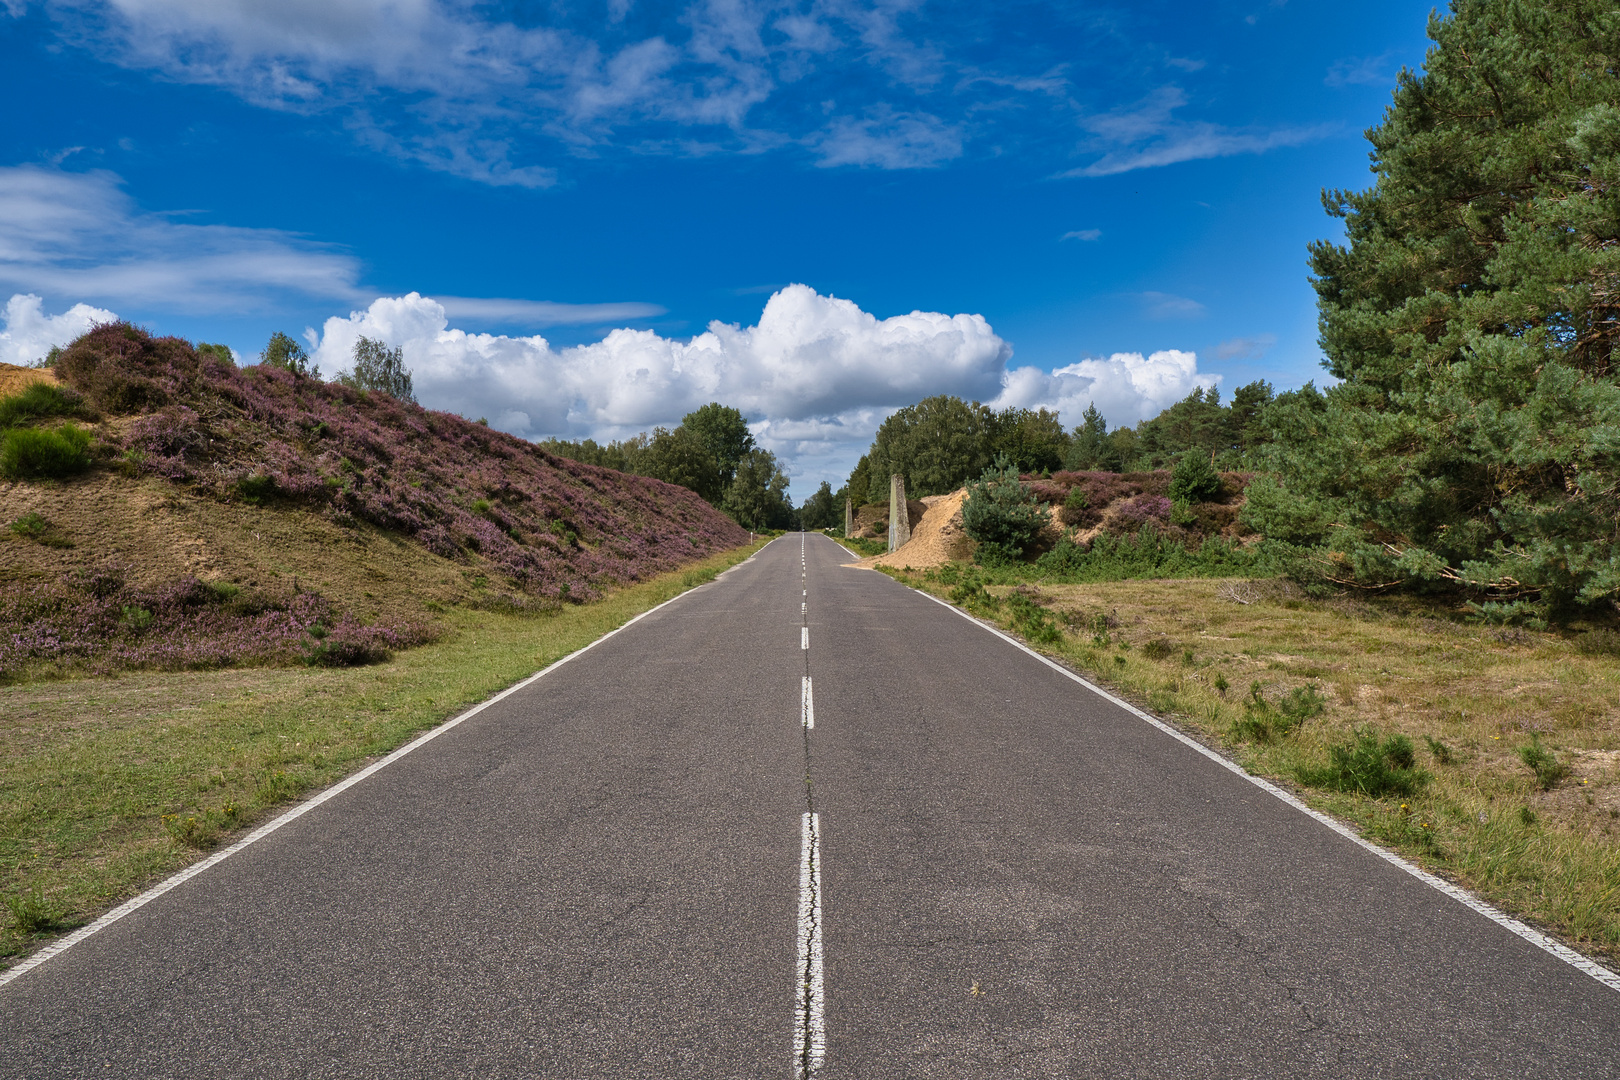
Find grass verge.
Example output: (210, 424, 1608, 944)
(0, 539, 766, 966)
(885, 563, 1620, 966)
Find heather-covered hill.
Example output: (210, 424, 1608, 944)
(0, 325, 747, 679)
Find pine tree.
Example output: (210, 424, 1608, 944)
(1246, 0, 1620, 620)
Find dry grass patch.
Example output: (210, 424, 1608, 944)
(0, 540, 765, 966)
(891, 566, 1620, 964)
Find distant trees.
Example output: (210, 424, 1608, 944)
(542, 401, 797, 529)
(845, 383, 1280, 507)
(799, 481, 840, 530)
(341, 337, 416, 403)
(259, 332, 317, 378)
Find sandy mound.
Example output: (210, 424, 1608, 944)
(0, 363, 58, 397)
(850, 488, 973, 570)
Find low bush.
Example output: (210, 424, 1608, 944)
(1168, 451, 1221, 504)
(1520, 736, 1570, 790)
(4, 887, 59, 933)
(0, 382, 90, 428)
(1004, 590, 1062, 644)
(963, 455, 1049, 563)
(1028, 530, 1268, 584)
(0, 423, 93, 479)
(1231, 681, 1326, 742)
(1298, 729, 1430, 798)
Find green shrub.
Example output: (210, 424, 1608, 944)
(1004, 590, 1062, 644)
(6, 511, 71, 547)
(1142, 637, 1175, 661)
(4, 886, 59, 933)
(0, 423, 93, 479)
(1423, 734, 1454, 766)
(962, 454, 1048, 563)
(0, 382, 89, 428)
(1520, 736, 1570, 790)
(1298, 729, 1430, 798)
(1168, 450, 1221, 504)
(235, 472, 276, 503)
(1058, 486, 1090, 526)
(1231, 681, 1325, 742)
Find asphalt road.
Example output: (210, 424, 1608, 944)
(2, 533, 1617, 1078)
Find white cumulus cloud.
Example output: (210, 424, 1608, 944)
(992, 350, 1217, 428)
(0, 293, 118, 367)
(309, 284, 1012, 442)
(306, 285, 1218, 492)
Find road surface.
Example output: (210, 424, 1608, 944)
(2, 533, 1616, 1077)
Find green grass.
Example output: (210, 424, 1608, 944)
(0, 540, 764, 965)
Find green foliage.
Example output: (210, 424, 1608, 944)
(1168, 450, 1221, 504)
(986, 406, 1068, 473)
(195, 342, 236, 365)
(1423, 734, 1454, 765)
(0, 382, 90, 428)
(1058, 485, 1090, 526)
(682, 402, 754, 485)
(4, 887, 59, 933)
(1298, 729, 1430, 798)
(681, 566, 719, 587)
(962, 454, 1048, 562)
(648, 425, 723, 503)
(1141, 637, 1175, 661)
(721, 447, 797, 529)
(1520, 736, 1571, 790)
(341, 336, 416, 403)
(235, 472, 276, 504)
(1003, 589, 1063, 644)
(1231, 681, 1326, 743)
(0, 423, 93, 479)
(1063, 403, 1115, 471)
(866, 395, 994, 501)
(259, 331, 317, 378)
(1030, 530, 1267, 583)
(1250, 1, 1620, 617)
(7, 511, 71, 547)
(799, 480, 840, 530)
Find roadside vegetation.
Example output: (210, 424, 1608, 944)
(0, 540, 766, 966)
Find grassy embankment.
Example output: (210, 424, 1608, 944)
(0, 540, 765, 966)
(885, 563, 1620, 965)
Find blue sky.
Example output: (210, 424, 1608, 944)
(0, 0, 1440, 495)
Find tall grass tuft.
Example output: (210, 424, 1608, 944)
(1298, 728, 1430, 798)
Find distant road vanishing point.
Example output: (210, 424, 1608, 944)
(2, 533, 1617, 1078)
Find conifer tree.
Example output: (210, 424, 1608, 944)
(1245, 0, 1620, 620)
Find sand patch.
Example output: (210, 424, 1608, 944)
(0, 362, 58, 398)
(850, 488, 973, 570)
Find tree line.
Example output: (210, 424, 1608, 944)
(539, 403, 798, 531)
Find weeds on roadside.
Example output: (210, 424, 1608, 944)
(4, 887, 59, 933)
(1231, 681, 1326, 743)
(1298, 728, 1430, 798)
(681, 567, 718, 588)
(1521, 736, 1571, 791)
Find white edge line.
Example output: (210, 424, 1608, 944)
(0, 542, 778, 990)
(912, 588, 1620, 994)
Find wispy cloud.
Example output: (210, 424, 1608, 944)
(1325, 52, 1397, 88)
(1217, 333, 1277, 360)
(432, 297, 666, 327)
(810, 106, 962, 169)
(1138, 291, 1205, 319)
(1061, 228, 1101, 242)
(1065, 85, 1330, 177)
(0, 164, 364, 311)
